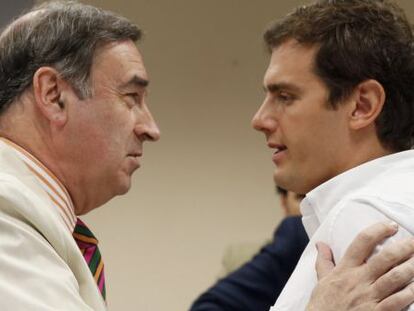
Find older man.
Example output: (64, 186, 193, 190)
(0, 2, 159, 310)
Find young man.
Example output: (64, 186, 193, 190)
(252, 0, 414, 310)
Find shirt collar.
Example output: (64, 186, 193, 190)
(301, 150, 414, 237)
(0, 137, 77, 233)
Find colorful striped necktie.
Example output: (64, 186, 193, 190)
(73, 218, 106, 301)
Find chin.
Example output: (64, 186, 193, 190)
(273, 170, 289, 190)
(273, 170, 302, 193)
(119, 177, 133, 195)
(112, 171, 133, 196)
(117, 183, 131, 195)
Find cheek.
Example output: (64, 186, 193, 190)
(76, 106, 136, 160)
(102, 114, 136, 155)
(295, 114, 340, 157)
(71, 119, 114, 160)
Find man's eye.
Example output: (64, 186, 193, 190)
(128, 93, 140, 101)
(124, 93, 140, 107)
(277, 92, 294, 103)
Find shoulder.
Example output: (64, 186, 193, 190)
(325, 193, 414, 260)
(0, 173, 54, 222)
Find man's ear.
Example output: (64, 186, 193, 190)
(32, 67, 68, 127)
(349, 79, 385, 130)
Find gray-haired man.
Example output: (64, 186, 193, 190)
(0, 2, 159, 309)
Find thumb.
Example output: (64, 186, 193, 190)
(315, 242, 335, 279)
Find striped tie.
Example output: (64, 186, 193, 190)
(73, 218, 106, 300)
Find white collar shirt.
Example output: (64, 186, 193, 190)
(271, 150, 414, 311)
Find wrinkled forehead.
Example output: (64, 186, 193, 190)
(89, 40, 149, 89)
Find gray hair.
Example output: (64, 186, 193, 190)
(0, 1, 142, 115)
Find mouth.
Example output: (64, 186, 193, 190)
(126, 153, 142, 171)
(127, 152, 142, 158)
(269, 143, 287, 165)
(273, 145, 287, 155)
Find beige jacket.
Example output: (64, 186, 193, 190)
(0, 140, 106, 311)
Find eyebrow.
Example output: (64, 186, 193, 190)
(121, 75, 150, 89)
(264, 82, 302, 94)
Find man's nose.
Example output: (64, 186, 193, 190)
(251, 102, 268, 132)
(135, 107, 161, 142)
(144, 120, 161, 142)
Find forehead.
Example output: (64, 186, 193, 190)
(264, 39, 320, 86)
(91, 40, 148, 87)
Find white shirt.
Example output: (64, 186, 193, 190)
(271, 150, 414, 311)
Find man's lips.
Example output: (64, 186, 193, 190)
(273, 145, 287, 155)
(127, 152, 142, 158)
(269, 144, 287, 164)
(127, 153, 142, 169)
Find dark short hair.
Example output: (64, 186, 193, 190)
(264, 0, 414, 151)
(0, 1, 142, 115)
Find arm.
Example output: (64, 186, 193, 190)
(190, 216, 308, 311)
(307, 222, 414, 311)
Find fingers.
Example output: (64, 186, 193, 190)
(376, 281, 414, 311)
(315, 242, 335, 279)
(368, 237, 414, 283)
(339, 222, 398, 268)
(372, 254, 414, 302)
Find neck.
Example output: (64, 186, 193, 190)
(348, 128, 395, 169)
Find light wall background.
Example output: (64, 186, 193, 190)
(0, 0, 33, 27)
(80, 2, 306, 310)
(17, 0, 414, 310)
